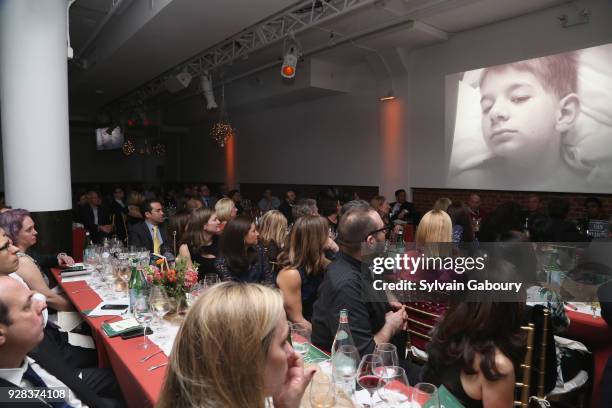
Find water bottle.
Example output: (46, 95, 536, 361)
(128, 260, 144, 313)
(331, 309, 356, 356)
(83, 231, 93, 263)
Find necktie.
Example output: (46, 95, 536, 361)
(23, 364, 72, 408)
(153, 225, 160, 254)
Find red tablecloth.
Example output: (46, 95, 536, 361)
(52, 268, 165, 408)
(566, 309, 612, 408)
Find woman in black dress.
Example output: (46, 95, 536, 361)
(178, 208, 221, 281)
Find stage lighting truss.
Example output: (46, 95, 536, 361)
(115, 0, 377, 110)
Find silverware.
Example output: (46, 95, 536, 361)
(148, 362, 168, 372)
(139, 350, 164, 363)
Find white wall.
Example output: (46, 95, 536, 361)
(406, 0, 612, 190)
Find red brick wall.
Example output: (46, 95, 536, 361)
(412, 188, 612, 220)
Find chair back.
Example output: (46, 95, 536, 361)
(514, 323, 535, 407)
(405, 302, 445, 354)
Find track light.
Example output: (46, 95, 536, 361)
(379, 92, 396, 102)
(281, 45, 299, 79)
(199, 73, 218, 110)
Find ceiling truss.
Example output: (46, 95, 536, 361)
(117, 0, 378, 110)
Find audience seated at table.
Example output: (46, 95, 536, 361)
(228, 189, 244, 215)
(108, 186, 128, 243)
(0, 276, 125, 408)
(520, 193, 547, 231)
(277, 215, 329, 331)
(258, 188, 281, 213)
(389, 188, 418, 224)
(423, 260, 525, 408)
(157, 282, 315, 408)
(178, 208, 221, 281)
(478, 201, 524, 242)
(258, 210, 288, 277)
(215, 216, 273, 284)
(128, 198, 172, 257)
(214, 197, 237, 232)
(318, 196, 340, 237)
(76, 190, 113, 244)
(311, 204, 421, 381)
(279, 189, 297, 224)
(0, 209, 73, 312)
(125, 190, 145, 226)
(446, 201, 476, 243)
(545, 197, 585, 242)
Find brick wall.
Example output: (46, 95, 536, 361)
(412, 188, 612, 220)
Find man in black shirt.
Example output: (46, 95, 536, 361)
(279, 189, 297, 224)
(311, 205, 409, 364)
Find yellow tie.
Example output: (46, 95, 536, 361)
(153, 225, 160, 254)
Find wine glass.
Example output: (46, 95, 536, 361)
(203, 273, 220, 289)
(357, 354, 384, 408)
(149, 286, 170, 330)
(186, 281, 204, 307)
(289, 322, 311, 358)
(332, 345, 360, 396)
(133, 295, 153, 350)
(378, 366, 410, 407)
(116, 263, 131, 301)
(374, 343, 399, 379)
(411, 383, 439, 408)
(309, 369, 336, 408)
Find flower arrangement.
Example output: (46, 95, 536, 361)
(144, 257, 199, 301)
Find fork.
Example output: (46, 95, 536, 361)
(148, 362, 168, 372)
(139, 350, 164, 363)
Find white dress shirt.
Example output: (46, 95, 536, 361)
(0, 357, 88, 407)
(91, 206, 99, 225)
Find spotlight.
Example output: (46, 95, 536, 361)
(281, 45, 299, 79)
(199, 73, 218, 110)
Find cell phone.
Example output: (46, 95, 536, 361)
(120, 327, 153, 340)
(101, 304, 128, 310)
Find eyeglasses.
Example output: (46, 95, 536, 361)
(363, 224, 392, 241)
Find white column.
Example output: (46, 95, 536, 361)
(0, 0, 72, 211)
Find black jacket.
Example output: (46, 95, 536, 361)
(128, 221, 171, 255)
(76, 205, 112, 244)
(0, 336, 117, 408)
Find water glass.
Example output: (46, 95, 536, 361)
(149, 286, 170, 330)
(203, 273, 220, 289)
(412, 383, 439, 408)
(374, 343, 399, 379)
(378, 366, 410, 407)
(186, 281, 204, 307)
(289, 322, 311, 357)
(133, 295, 153, 350)
(309, 369, 336, 408)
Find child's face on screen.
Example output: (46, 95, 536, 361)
(480, 67, 561, 162)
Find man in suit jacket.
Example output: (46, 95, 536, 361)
(108, 187, 128, 243)
(128, 198, 173, 257)
(77, 191, 113, 244)
(0, 277, 122, 407)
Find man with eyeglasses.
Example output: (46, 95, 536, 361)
(311, 205, 418, 379)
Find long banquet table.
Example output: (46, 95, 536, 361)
(52, 268, 167, 408)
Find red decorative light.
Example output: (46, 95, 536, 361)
(127, 119, 136, 127)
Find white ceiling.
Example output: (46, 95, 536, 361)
(68, 0, 569, 115)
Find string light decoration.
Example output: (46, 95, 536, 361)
(210, 82, 234, 147)
(122, 139, 136, 156)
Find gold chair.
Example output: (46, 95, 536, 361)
(515, 323, 535, 407)
(404, 303, 443, 363)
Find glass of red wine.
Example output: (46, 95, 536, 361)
(357, 354, 384, 407)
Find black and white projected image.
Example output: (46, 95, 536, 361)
(96, 127, 124, 150)
(446, 42, 612, 193)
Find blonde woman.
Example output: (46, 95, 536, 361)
(432, 197, 452, 212)
(258, 210, 288, 276)
(415, 209, 453, 258)
(277, 215, 330, 331)
(370, 195, 391, 224)
(215, 197, 237, 232)
(157, 282, 315, 408)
